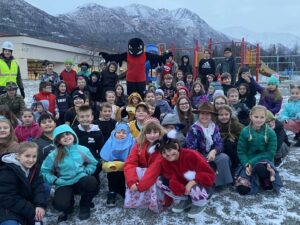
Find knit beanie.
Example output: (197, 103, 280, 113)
(267, 75, 279, 86)
(155, 89, 164, 97)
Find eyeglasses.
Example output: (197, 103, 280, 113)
(179, 102, 189, 106)
(215, 102, 225, 105)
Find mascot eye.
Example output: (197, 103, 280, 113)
(129, 45, 132, 49)
(139, 45, 142, 49)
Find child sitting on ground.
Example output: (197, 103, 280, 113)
(128, 103, 150, 139)
(155, 89, 173, 119)
(126, 92, 143, 122)
(105, 91, 121, 122)
(221, 73, 235, 96)
(34, 100, 53, 122)
(100, 123, 135, 207)
(190, 82, 208, 110)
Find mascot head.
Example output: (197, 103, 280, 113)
(128, 38, 144, 56)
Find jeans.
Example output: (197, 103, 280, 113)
(0, 220, 20, 225)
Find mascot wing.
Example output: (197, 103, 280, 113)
(99, 52, 127, 67)
(146, 52, 173, 68)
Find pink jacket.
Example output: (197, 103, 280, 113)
(14, 123, 42, 142)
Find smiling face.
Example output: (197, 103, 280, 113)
(116, 86, 123, 96)
(16, 147, 38, 169)
(40, 118, 56, 134)
(58, 132, 75, 147)
(108, 64, 117, 73)
(214, 97, 227, 110)
(290, 87, 300, 101)
(218, 108, 231, 124)
(198, 112, 212, 126)
(267, 84, 277, 91)
(106, 92, 116, 104)
(77, 110, 93, 127)
(194, 84, 202, 93)
(145, 92, 155, 104)
(228, 92, 239, 105)
(238, 85, 247, 95)
(161, 145, 180, 162)
(135, 107, 148, 122)
(0, 121, 10, 139)
(77, 78, 86, 89)
(145, 130, 160, 144)
(3, 49, 12, 58)
(100, 107, 112, 121)
(58, 83, 67, 94)
(250, 109, 266, 129)
(178, 98, 190, 112)
(115, 129, 127, 140)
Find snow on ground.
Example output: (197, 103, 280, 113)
(23, 80, 300, 225)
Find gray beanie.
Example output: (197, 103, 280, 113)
(161, 113, 185, 130)
(155, 89, 164, 97)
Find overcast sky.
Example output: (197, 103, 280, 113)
(25, 0, 300, 36)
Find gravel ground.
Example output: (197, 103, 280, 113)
(23, 80, 300, 225)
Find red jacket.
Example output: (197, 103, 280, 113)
(124, 142, 162, 192)
(160, 148, 215, 195)
(14, 123, 42, 142)
(34, 91, 56, 115)
(60, 69, 77, 94)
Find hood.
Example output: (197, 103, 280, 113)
(1, 153, 30, 177)
(161, 113, 185, 130)
(128, 92, 143, 104)
(106, 61, 118, 73)
(39, 100, 49, 111)
(53, 124, 78, 146)
(181, 55, 190, 65)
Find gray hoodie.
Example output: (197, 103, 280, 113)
(2, 153, 30, 177)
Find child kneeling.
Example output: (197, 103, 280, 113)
(157, 131, 216, 219)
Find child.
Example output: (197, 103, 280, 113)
(87, 71, 101, 104)
(266, 110, 290, 166)
(207, 85, 215, 103)
(185, 74, 194, 92)
(277, 84, 300, 146)
(186, 102, 233, 187)
(56, 81, 70, 125)
(41, 61, 60, 93)
(238, 83, 256, 109)
(179, 55, 193, 77)
(115, 84, 128, 118)
(77, 62, 91, 78)
(221, 72, 235, 96)
(100, 123, 135, 207)
(207, 74, 223, 92)
(155, 89, 173, 119)
(156, 132, 215, 219)
(105, 91, 121, 122)
(161, 113, 186, 147)
(0, 116, 19, 156)
(0, 105, 20, 128)
(171, 86, 189, 106)
(128, 103, 150, 138)
(190, 82, 208, 110)
(60, 59, 77, 94)
(175, 70, 185, 83)
(41, 125, 99, 221)
(34, 113, 56, 163)
(227, 88, 250, 125)
(94, 102, 117, 143)
(64, 90, 86, 127)
(71, 76, 91, 103)
(236, 105, 282, 195)
(175, 81, 185, 90)
(216, 105, 244, 172)
(124, 118, 165, 213)
(160, 74, 177, 106)
(15, 109, 42, 142)
(0, 142, 47, 225)
(32, 81, 58, 116)
(213, 95, 229, 111)
(33, 100, 52, 123)
(126, 92, 143, 122)
(73, 105, 104, 182)
(252, 75, 282, 115)
(144, 91, 159, 119)
(0, 81, 25, 118)
(147, 84, 156, 93)
(101, 62, 118, 102)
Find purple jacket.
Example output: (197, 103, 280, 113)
(190, 94, 208, 109)
(251, 80, 282, 114)
(186, 122, 223, 156)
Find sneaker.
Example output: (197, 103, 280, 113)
(106, 192, 116, 207)
(171, 198, 192, 213)
(187, 204, 206, 219)
(78, 206, 91, 220)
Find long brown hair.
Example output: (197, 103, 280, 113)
(54, 132, 75, 163)
(191, 81, 205, 97)
(176, 96, 194, 134)
(0, 117, 18, 154)
(136, 121, 165, 148)
(262, 87, 282, 102)
(0, 105, 19, 128)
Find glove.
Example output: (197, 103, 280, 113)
(20, 88, 25, 99)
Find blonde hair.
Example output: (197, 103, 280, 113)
(248, 105, 268, 143)
(136, 121, 165, 148)
(227, 88, 239, 97)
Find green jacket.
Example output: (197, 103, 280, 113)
(237, 124, 277, 167)
(0, 93, 25, 118)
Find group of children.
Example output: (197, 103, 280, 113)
(1, 53, 300, 224)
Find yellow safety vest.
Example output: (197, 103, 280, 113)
(0, 59, 18, 86)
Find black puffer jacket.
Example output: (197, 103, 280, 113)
(179, 55, 193, 76)
(0, 154, 46, 225)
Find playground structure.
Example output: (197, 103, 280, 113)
(167, 37, 281, 81)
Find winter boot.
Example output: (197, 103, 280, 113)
(187, 204, 206, 219)
(106, 192, 116, 207)
(172, 198, 192, 213)
(78, 206, 91, 220)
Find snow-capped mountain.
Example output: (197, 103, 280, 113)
(0, 0, 229, 51)
(221, 26, 300, 51)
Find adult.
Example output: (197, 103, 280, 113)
(179, 55, 193, 77)
(218, 47, 237, 85)
(0, 41, 25, 98)
(60, 59, 77, 94)
(77, 62, 91, 79)
(41, 60, 60, 93)
(0, 82, 25, 118)
(198, 50, 216, 89)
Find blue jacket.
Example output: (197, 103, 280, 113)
(278, 99, 300, 121)
(41, 124, 98, 188)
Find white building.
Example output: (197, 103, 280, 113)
(0, 35, 102, 79)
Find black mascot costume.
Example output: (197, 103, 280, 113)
(100, 38, 170, 98)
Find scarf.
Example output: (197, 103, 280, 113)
(198, 122, 215, 152)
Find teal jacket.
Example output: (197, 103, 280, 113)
(237, 124, 277, 167)
(41, 124, 98, 188)
(277, 99, 300, 121)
